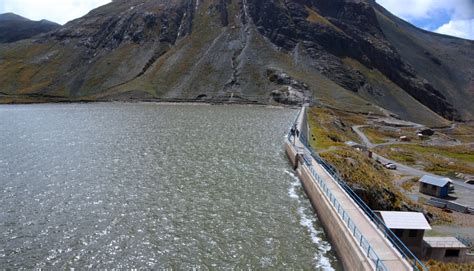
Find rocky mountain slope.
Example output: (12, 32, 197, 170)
(0, 13, 60, 43)
(0, 0, 472, 126)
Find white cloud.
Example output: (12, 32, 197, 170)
(0, 0, 112, 25)
(377, 0, 435, 19)
(377, 0, 474, 40)
(436, 19, 474, 40)
(377, 0, 473, 20)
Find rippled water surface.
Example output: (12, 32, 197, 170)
(0, 103, 340, 269)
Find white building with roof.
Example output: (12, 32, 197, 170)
(376, 211, 431, 257)
(423, 237, 472, 263)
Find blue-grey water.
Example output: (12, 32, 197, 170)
(0, 103, 340, 269)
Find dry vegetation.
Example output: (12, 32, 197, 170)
(362, 126, 393, 144)
(376, 144, 474, 176)
(307, 107, 455, 224)
(362, 126, 426, 145)
(442, 123, 474, 143)
(305, 6, 344, 33)
(320, 147, 453, 224)
(320, 147, 405, 210)
(307, 107, 365, 149)
(425, 260, 474, 271)
(343, 57, 392, 84)
(401, 177, 419, 191)
(421, 205, 454, 225)
(308, 107, 406, 210)
(365, 126, 422, 142)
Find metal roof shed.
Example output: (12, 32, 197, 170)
(423, 237, 467, 248)
(423, 237, 470, 263)
(377, 211, 431, 256)
(419, 175, 451, 198)
(378, 211, 432, 230)
(419, 175, 451, 187)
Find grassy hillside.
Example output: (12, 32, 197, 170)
(307, 107, 404, 210)
(376, 144, 474, 176)
(307, 107, 453, 223)
(342, 57, 449, 126)
(375, 5, 474, 121)
(0, 13, 60, 43)
(0, 0, 472, 127)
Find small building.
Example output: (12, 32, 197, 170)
(423, 237, 469, 263)
(399, 136, 411, 142)
(419, 175, 451, 198)
(417, 128, 435, 136)
(344, 141, 367, 151)
(376, 211, 431, 256)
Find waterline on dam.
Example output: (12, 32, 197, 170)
(285, 170, 335, 270)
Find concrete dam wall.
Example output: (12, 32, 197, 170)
(284, 107, 416, 271)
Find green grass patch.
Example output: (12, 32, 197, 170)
(343, 57, 390, 83)
(307, 107, 454, 223)
(443, 123, 474, 143)
(307, 107, 365, 150)
(377, 144, 474, 176)
(388, 151, 417, 163)
(393, 144, 474, 163)
(361, 127, 391, 144)
(305, 6, 344, 33)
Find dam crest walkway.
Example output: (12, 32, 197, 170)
(285, 106, 426, 271)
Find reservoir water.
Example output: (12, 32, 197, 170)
(0, 103, 340, 269)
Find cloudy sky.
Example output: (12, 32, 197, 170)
(0, 0, 112, 24)
(0, 0, 472, 40)
(377, 0, 473, 40)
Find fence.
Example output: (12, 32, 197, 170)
(426, 198, 473, 214)
(288, 108, 427, 271)
(301, 153, 388, 271)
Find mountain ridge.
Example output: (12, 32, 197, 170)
(0, 13, 60, 43)
(0, 0, 472, 126)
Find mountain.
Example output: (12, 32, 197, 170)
(0, 0, 472, 126)
(0, 13, 60, 43)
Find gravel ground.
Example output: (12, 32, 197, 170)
(430, 224, 474, 241)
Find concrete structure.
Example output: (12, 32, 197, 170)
(345, 141, 367, 151)
(399, 136, 411, 142)
(422, 237, 469, 263)
(376, 211, 431, 257)
(417, 129, 435, 136)
(285, 107, 414, 271)
(419, 175, 451, 198)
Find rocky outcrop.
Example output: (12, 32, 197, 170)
(268, 69, 311, 105)
(271, 86, 307, 105)
(245, 0, 461, 120)
(51, 4, 184, 50)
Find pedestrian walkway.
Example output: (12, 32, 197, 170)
(288, 106, 423, 271)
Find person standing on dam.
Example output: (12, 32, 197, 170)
(290, 125, 296, 145)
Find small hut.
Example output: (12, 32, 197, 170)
(419, 175, 451, 198)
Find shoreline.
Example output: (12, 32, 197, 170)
(0, 95, 300, 109)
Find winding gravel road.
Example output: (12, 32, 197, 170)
(352, 125, 473, 190)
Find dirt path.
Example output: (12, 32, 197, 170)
(352, 126, 473, 191)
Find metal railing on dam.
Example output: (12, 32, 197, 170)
(286, 107, 427, 271)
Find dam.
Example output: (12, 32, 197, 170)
(284, 106, 427, 271)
